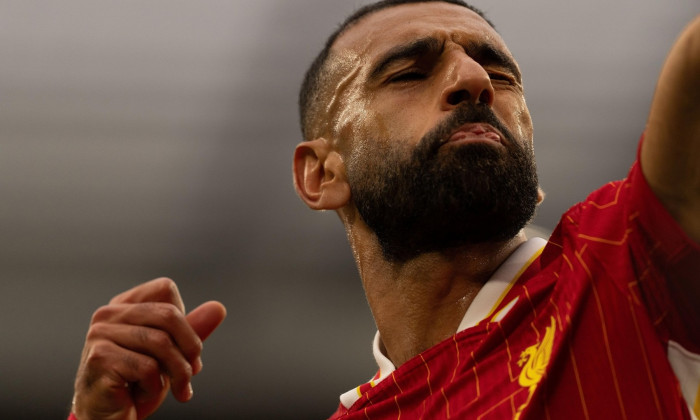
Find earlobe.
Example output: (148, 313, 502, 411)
(293, 138, 351, 210)
(537, 187, 546, 205)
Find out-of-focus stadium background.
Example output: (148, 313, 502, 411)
(1, 0, 697, 418)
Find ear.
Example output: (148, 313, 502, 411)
(536, 187, 545, 205)
(293, 138, 351, 210)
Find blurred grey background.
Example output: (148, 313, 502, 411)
(1, 0, 697, 418)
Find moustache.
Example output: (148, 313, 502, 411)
(419, 103, 517, 156)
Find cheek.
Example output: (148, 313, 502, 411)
(334, 96, 373, 141)
(516, 106, 533, 143)
(328, 76, 379, 150)
(502, 96, 533, 147)
(358, 93, 436, 149)
(333, 90, 404, 157)
(332, 81, 435, 157)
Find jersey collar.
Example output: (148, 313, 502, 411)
(339, 237, 547, 409)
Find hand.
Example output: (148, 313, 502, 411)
(71, 277, 227, 420)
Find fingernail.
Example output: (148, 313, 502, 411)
(186, 382, 194, 400)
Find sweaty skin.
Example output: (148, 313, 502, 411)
(329, 3, 533, 155)
(334, 4, 535, 367)
(295, 3, 536, 367)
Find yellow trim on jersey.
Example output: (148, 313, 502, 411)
(694, 384, 699, 417)
(485, 246, 545, 320)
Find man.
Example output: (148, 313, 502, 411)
(69, 0, 700, 419)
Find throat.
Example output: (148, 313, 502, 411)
(362, 235, 526, 368)
(373, 273, 485, 368)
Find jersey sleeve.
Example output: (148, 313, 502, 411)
(627, 140, 700, 352)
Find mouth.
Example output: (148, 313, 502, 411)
(446, 123, 503, 146)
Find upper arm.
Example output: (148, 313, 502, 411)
(641, 15, 700, 243)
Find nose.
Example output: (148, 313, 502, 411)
(439, 52, 494, 110)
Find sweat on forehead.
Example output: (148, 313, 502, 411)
(298, 0, 494, 141)
(333, 3, 494, 53)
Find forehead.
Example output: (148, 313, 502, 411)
(332, 2, 509, 63)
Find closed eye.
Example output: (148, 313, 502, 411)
(488, 72, 517, 86)
(488, 72, 510, 82)
(389, 71, 428, 83)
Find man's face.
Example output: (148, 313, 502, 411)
(324, 3, 539, 261)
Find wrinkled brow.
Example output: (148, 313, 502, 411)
(368, 37, 443, 82)
(367, 36, 522, 85)
(465, 41, 522, 84)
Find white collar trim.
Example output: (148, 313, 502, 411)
(457, 237, 547, 331)
(339, 237, 547, 410)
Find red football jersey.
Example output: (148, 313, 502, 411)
(331, 153, 700, 419)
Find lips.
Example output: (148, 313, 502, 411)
(447, 123, 503, 145)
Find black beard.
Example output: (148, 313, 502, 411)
(346, 103, 539, 263)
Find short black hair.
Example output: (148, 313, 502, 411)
(298, 0, 494, 140)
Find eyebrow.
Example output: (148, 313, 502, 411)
(368, 36, 522, 85)
(368, 37, 443, 82)
(465, 41, 522, 84)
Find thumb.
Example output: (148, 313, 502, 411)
(186, 301, 227, 341)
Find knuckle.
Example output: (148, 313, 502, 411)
(154, 303, 181, 323)
(153, 276, 175, 288)
(150, 330, 175, 349)
(154, 277, 178, 299)
(90, 305, 114, 324)
(85, 322, 109, 341)
(84, 341, 112, 367)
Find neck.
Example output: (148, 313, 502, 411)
(352, 231, 526, 367)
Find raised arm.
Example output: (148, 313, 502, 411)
(642, 15, 700, 243)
